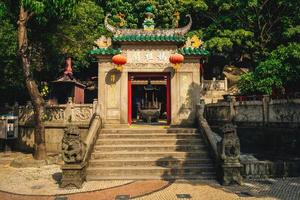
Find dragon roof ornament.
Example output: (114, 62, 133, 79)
(105, 13, 192, 37)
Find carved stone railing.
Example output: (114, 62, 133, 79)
(60, 101, 102, 189)
(201, 78, 228, 92)
(18, 98, 98, 126)
(196, 99, 221, 160)
(197, 99, 242, 185)
(205, 95, 300, 127)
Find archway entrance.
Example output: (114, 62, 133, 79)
(128, 73, 171, 125)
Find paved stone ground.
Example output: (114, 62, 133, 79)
(0, 154, 299, 200)
(0, 164, 132, 195)
(222, 178, 300, 200)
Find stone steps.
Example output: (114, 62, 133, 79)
(86, 166, 216, 177)
(86, 174, 216, 180)
(89, 158, 213, 168)
(96, 138, 205, 145)
(87, 127, 216, 181)
(99, 133, 200, 139)
(93, 144, 207, 152)
(101, 128, 198, 134)
(92, 151, 211, 160)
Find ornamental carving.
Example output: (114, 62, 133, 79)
(94, 36, 112, 49)
(62, 125, 86, 164)
(105, 13, 192, 36)
(72, 107, 92, 121)
(18, 107, 34, 123)
(219, 123, 240, 163)
(44, 107, 65, 121)
(218, 123, 242, 185)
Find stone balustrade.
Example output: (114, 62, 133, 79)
(197, 99, 242, 185)
(18, 98, 98, 126)
(201, 78, 228, 91)
(205, 96, 300, 127)
(14, 99, 98, 153)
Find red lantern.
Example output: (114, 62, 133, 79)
(112, 54, 127, 71)
(169, 53, 184, 71)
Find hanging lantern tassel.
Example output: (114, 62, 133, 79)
(169, 53, 184, 72)
(112, 54, 127, 72)
(116, 65, 123, 72)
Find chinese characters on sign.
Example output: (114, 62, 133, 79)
(127, 50, 170, 63)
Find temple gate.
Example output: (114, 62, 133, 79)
(91, 9, 209, 126)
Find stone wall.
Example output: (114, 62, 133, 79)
(14, 99, 97, 153)
(201, 78, 228, 104)
(205, 96, 300, 127)
(197, 99, 300, 179)
(241, 155, 300, 178)
(96, 44, 201, 126)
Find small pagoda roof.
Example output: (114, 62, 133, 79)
(90, 48, 121, 55)
(52, 74, 85, 88)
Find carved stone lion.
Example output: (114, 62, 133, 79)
(219, 123, 240, 163)
(218, 123, 242, 185)
(62, 125, 86, 164)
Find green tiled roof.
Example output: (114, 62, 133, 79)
(113, 35, 185, 42)
(90, 48, 121, 55)
(177, 47, 209, 56)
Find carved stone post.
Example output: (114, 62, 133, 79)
(229, 96, 236, 122)
(92, 99, 98, 113)
(224, 77, 228, 91)
(218, 123, 242, 185)
(262, 95, 270, 125)
(60, 125, 86, 188)
(65, 97, 73, 123)
(197, 99, 206, 121)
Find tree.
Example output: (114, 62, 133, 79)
(238, 43, 300, 95)
(0, 2, 26, 104)
(48, 0, 106, 70)
(17, 0, 77, 160)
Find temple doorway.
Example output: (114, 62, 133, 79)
(128, 73, 171, 125)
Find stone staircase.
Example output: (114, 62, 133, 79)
(86, 127, 216, 180)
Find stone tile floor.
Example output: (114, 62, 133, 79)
(0, 157, 299, 200)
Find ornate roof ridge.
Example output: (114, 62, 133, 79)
(105, 14, 192, 36)
(90, 48, 121, 55)
(112, 34, 185, 42)
(178, 47, 209, 56)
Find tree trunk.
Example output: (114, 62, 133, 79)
(18, 5, 47, 160)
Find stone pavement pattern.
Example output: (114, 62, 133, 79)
(224, 178, 300, 200)
(0, 161, 299, 200)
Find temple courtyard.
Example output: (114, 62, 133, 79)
(0, 153, 299, 200)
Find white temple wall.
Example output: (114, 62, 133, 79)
(97, 45, 201, 126)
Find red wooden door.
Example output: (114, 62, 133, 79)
(166, 75, 171, 125)
(128, 73, 171, 125)
(128, 77, 132, 125)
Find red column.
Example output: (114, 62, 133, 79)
(128, 76, 132, 125)
(166, 75, 171, 125)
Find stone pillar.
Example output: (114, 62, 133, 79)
(229, 96, 236, 122)
(92, 99, 98, 113)
(197, 99, 206, 120)
(64, 97, 73, 123)
(262, 95, 270, 125)
(60, 125, 86, 188)
(218, 123, 243, 185)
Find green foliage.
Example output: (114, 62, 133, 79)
(47, 0, 106, 70)
(238, 43, 300, 95)
(0, 0, 299, 103)
(0, 2, 25, 103)
(22, 0, 77, 19)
